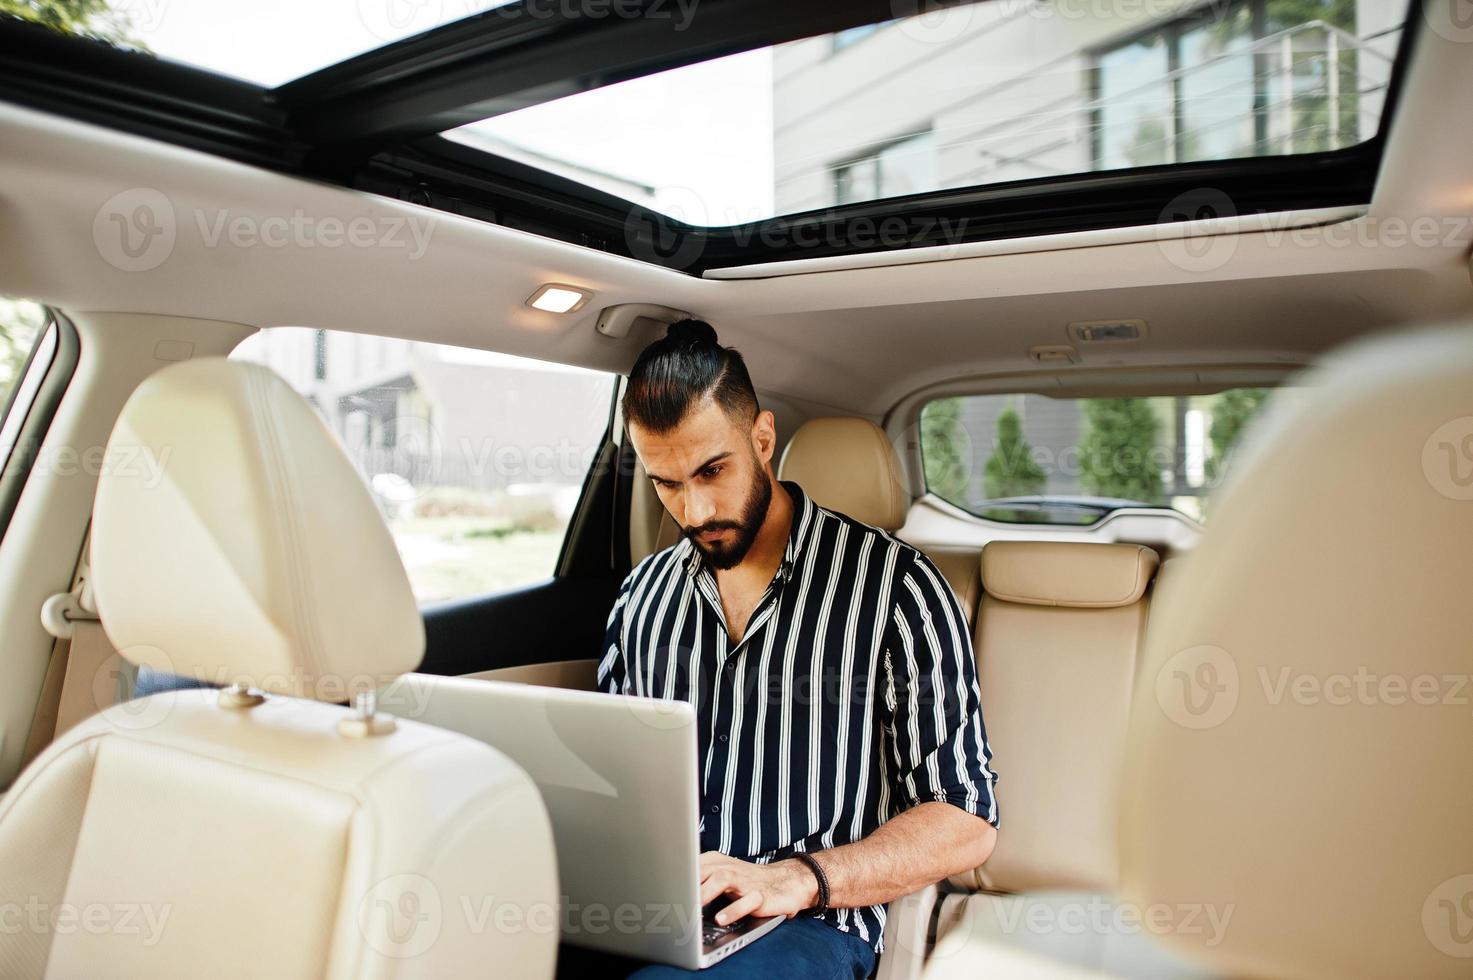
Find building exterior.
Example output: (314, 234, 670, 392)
(772, 0, 1404, 214)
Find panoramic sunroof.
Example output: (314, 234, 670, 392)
(447, 0, 1413, 227)
(0, 0, 1422, 272)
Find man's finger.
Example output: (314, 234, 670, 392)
(716, 890, 764, 926)
(700, 872, 737, 906)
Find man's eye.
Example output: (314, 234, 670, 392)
(703, 466, 723, 479)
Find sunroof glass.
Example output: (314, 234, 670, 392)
(5, 0, 513, 87)
(446, 0, 1412, 227)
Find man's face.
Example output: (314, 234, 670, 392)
(629, 398, 777, 570)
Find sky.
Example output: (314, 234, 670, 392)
(119, 0, 775, 222)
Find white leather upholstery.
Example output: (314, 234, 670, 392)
(927, 892, 1216, 980)
(0, 692, 558, 980)
(91, 358, 424, 700)
(0, 358, 559, 978)
(777, 417, 910, 531)
(1120, 326, 1473, 979)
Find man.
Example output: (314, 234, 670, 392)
(599, 319, 998, 979)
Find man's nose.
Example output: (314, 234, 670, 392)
(684, 488, 716, 528)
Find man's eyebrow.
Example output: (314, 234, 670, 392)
(647, 452, 732, 484)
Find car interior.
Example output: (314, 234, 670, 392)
(0, 0, 1470, 977)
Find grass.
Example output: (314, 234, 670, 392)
(388, 514, 564, 604)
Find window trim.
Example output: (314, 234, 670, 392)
(0, 309, 82, 549)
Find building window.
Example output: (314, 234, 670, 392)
(1092, 0, 1380, 169)
(832, 130, 937, 205)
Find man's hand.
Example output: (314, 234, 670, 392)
(699, 851, 820, 925)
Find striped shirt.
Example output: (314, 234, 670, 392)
(597, 480, 998, 951)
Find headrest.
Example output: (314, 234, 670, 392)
(980, 541, 1158, 608)
(91, 358, 424, 701)
(1119, 325, 1473, 979)
(777, 417, 909, 531)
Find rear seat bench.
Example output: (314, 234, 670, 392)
(915, 541, 1210, 978)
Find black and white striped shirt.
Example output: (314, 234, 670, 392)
(598, 481, 998, 951)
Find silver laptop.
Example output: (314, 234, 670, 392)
(379, 674, 783, 969)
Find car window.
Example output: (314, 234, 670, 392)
(919, 389, 1278, 525)
(0, 297, 48, 406)
(232, 329, 616, 604)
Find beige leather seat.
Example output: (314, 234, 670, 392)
(1118, 325, 1473, 979)
(778, 420, 1202, 976)
(0, 359, 558, 979)
(775, 416, 981, 614)
(925, 542, 1211, 978)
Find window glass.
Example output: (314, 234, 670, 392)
(1093, 0, 1394, 169)
(442, 0, 1409, 224)
(919, 390, 1279, 525)
(0, 297, 47, 405)
(232, 329, 615, 603)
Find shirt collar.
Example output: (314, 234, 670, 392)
(682, 480, 816, 583)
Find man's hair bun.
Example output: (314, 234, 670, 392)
(665, 318, 719, 349)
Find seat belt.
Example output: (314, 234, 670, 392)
(28, 531, 132, 763)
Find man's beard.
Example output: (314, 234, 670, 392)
(683, 463, 773, 571)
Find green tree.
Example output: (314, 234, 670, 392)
(1078, 398, 1163, 502)
(1205, 388, 1270, 485)
(983, 405, 1046, 499)
(921, 398, 970, 505)
(0, 0, 142, 46)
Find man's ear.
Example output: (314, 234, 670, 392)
(751, 410, 777, 466)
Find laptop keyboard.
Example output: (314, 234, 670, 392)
(701, 897, 746, 946)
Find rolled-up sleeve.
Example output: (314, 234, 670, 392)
(883, 551, 999, 826)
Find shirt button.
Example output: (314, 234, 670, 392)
(709, 804, 721, 814)
(718, 734, 729, 743)
(724, 661, 736, 671)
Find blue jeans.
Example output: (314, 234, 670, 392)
(628, 919, 875, 980)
